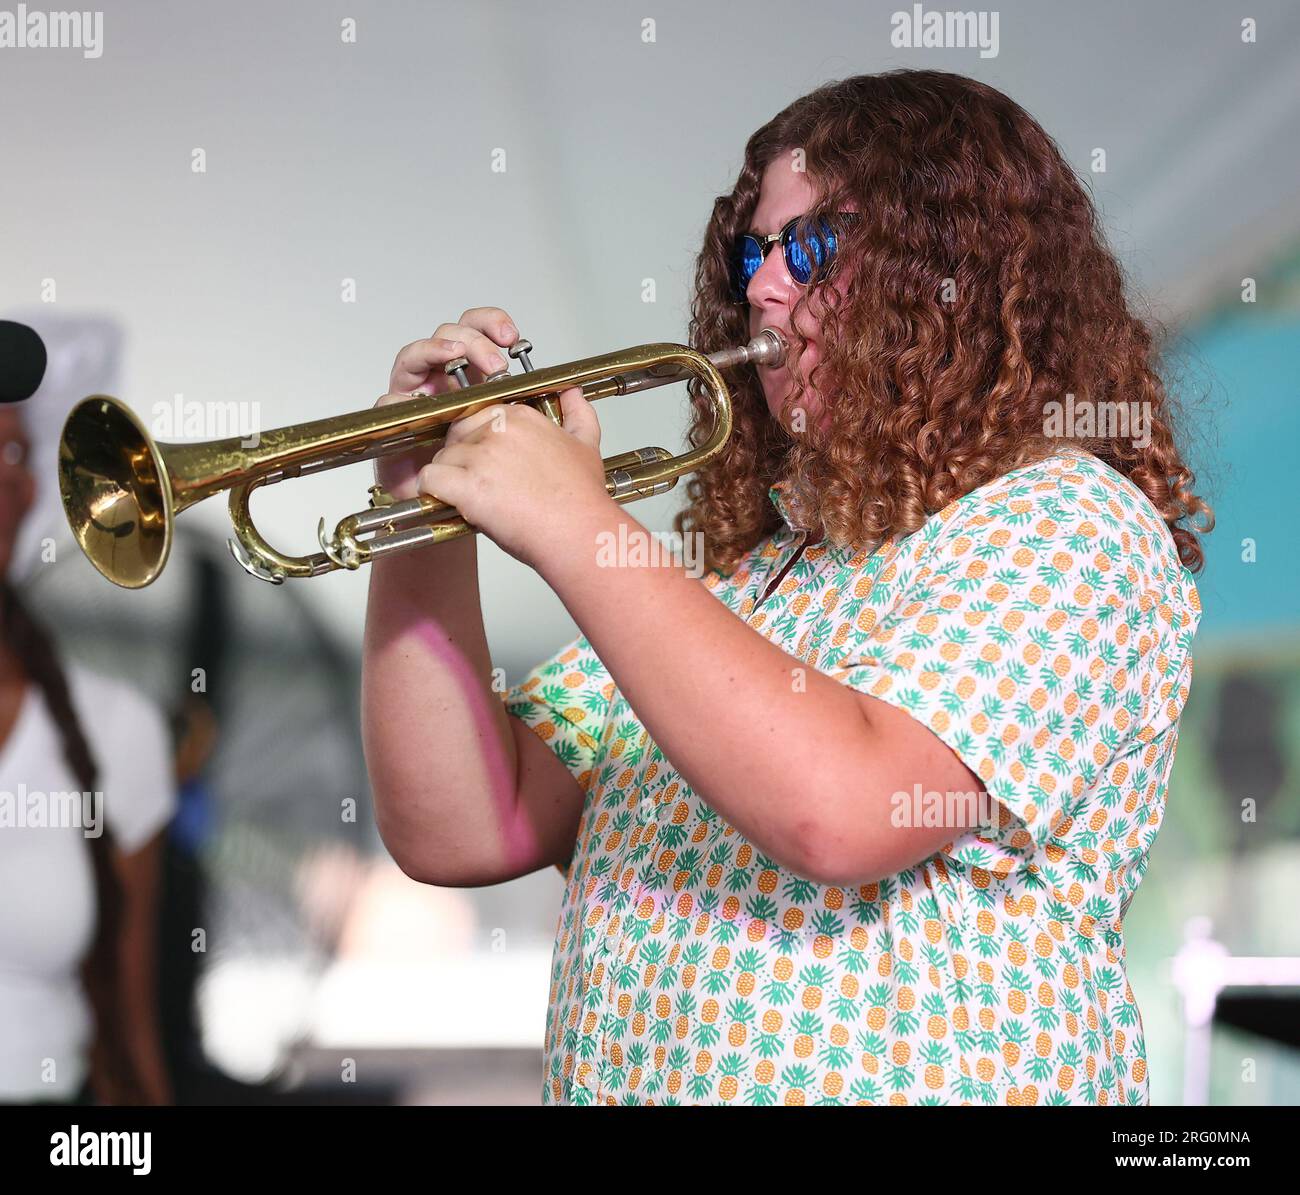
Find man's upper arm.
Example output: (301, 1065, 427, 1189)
(508, 714, 585, 874)
(848, 687, 990, 878)
(502, 634, 612, 874)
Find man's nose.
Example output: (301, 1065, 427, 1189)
(745, 246, 794, 309)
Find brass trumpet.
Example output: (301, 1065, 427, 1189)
(58, 329, 787, 588)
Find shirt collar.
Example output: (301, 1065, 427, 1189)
(767, 480, 803, 534)
(768, 479, 858, 561)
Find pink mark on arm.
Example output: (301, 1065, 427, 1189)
(409, 618, 542, 871)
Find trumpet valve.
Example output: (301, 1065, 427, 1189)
(443, 356, 471, 389)
(508, 338, 534, 372)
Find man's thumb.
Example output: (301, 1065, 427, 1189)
(557, 385, 600, 449)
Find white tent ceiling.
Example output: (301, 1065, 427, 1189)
(4, 0, 1298, 662)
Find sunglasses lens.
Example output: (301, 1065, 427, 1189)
(784, 218, 837, 285)
(733, 235, 764, 300)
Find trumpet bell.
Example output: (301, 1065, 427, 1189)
(58, 396, 174, 590)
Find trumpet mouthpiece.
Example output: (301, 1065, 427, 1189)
(750, 328, 788, 368)
(707, 329, 787, 375)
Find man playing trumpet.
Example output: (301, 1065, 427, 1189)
(362, 70, 1209, 1106)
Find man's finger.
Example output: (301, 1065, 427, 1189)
(444, 403, 508, 445)
(557, 386, 601, 449)
(415, 460, 469, 509)
(390, 336, 465, 393)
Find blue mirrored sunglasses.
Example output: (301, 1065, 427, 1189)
(731, 212, 859, 301)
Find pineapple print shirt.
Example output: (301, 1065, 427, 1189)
(504, 448, 1200, 1105)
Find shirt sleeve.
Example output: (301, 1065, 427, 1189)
(502, 634, 612, 793)
(822, 459, 1200, 855)
(74, 673, 177, 854)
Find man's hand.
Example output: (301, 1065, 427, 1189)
(417, 384, 614, 571)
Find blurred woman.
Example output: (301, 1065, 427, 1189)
(0, 403, 174, 1104)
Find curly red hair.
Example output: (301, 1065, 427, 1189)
(674, 69, 1212, 572)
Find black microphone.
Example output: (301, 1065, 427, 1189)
(0, 321, 48, 403)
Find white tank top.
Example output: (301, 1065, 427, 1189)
(0, 666, 174, 1099)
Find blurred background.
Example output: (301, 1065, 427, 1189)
(2, 0, 1298, 1104)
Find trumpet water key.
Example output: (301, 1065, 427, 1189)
(57, 329, 787, 587)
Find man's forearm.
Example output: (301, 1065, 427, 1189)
(535, 498, 884, 878)
(362, 541, 525, 880)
